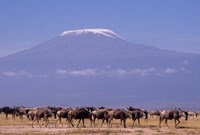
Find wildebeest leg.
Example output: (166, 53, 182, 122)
(159, 118, 163, 128)
(54, 113, 57, 119)
(108, 117, 113, 128)
(55, 117, 62, 127)
(32, 117, 37, 128)
(77, 119, 81, 127)
(66, 118, 73, 127)
(165, 119, 169, 128)
(175, 119, 180, 128)
(138, 118, 141, 127)
(174, 119, 177, 128)
(132, 119, 136, 127)
(97, 119, 99, 125)
(20, 115, 23, 121)
(55, 118, 59, 127)
(106, 118, 109, 127)
(66, 118, 69, 127)
(120, 119, 123, 127)
(59, 118, 63, 126)
(12, 113, 15, 119)
(123, 119, 127, 128)
(45, 118, 49, 127)
(101, 119, 105, 127)
(93, 117, 96, 126)
(90, 118, 92, 127)
(82, 118, 86, 128)
(68, 118, 74, 127)
(36, 117, 42, 127)
(5, 113, 8, 120)
(38, 119, 42, 127)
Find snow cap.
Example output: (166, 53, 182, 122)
(60, 28, 124, 39)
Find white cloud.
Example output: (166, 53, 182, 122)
(163, 68, 177, 74)
(131, 67, 156, 77)
(2, 67, 181, 78)
(55, 68, 98, 76)
(69, 69, 97, 76)
(2, 70, 32, 77)
(103, 67, 157, 77)
(55, 67, 180, 77)
(109, 69, 129, 77)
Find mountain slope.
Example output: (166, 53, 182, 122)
(0, 28, 200, 109)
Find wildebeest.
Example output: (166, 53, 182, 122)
(15, 106, 31, 120)
(55, 108, 72, 127)
(92, 109, 109, 127)
(149, 110, 161, 118)
(127, 107, 148, 121)
(47, 106, 62, 119)
(0, 106, 16, 119)
(130, 110, 147, 127)
(112, 109, 131, 128)
(159, 108, 188, 128)
(29, 108, 53, 128)
(188, 111, 198, 119)
(67, 107, 92, 128)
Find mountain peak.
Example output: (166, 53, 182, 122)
(60, 28, 124, 39)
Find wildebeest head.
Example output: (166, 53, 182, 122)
(143, 111, 148, 120)
(176, 109, 188, 121)
(47, 106, 62, 119)
(195, 112, 198, 117)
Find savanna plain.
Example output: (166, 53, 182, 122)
(0, 113, 200, 135)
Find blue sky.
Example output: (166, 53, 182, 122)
(0, 0, 200, 57)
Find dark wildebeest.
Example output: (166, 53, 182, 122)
(159, 108, 188, 128)
(92, 109, 109, 127)
(55, 108, 72, 127)
(127, 107, 148, 121)
(112, 109, 131, 128)
(29, 108, 53, 128)
(130, 110, 148, 127)
(68, 107, 92, 128)
(0, 106, 16, 119)
(85, 106, 96, 112)
(15, 106, 31, 120)
(47, 106, 62, 119)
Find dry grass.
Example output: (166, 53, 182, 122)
(0, 114, 200, 134)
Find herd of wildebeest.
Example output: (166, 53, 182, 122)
(0, 106, 198, 128)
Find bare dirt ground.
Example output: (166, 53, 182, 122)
(0, 124, 200, 135)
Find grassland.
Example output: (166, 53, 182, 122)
(0, 114, 200, 134)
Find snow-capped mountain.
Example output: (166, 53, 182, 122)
(0, 28, 200, 109)
(0, 28, 160, 71)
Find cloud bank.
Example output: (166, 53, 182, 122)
(55, 67, 180, 77)
(1, 66, 189, 78)
(2, 70, 32, 77)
